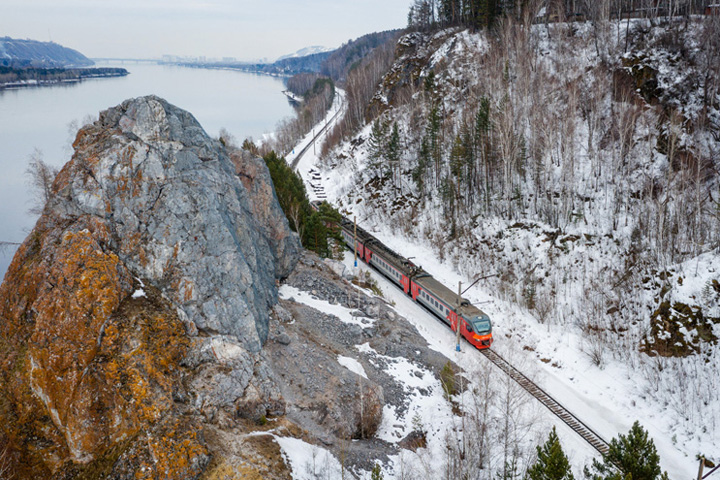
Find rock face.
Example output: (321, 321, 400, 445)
(56, 95, 299, 351)
(0, 96, 300, 478)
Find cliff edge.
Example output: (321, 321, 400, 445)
(0, 96, 300, 478)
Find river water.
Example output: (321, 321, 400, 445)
(0, 62, 294, 279)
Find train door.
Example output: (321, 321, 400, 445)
(410, 282, 420, 301)
(401, 275, 410, 294)
(365, 249, 372, 263)
(448, 310, 458, 332)
(357, 243, 364, 259)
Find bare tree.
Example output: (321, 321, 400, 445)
(25, 148, 58, 215)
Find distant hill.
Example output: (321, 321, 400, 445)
(0, 37, 94, 68)
(166, 31, 401, 81)
(173, 50, 335, 77)
(320, 30, 402, 82)
(262, 51, 334, 74)
(276, 46, 335, 62)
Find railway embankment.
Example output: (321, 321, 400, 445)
(268, 251, 463, 471)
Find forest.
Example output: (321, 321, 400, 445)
(0, 67, 128, 88)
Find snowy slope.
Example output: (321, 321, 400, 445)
(277, 19, 719, 479)
(276, 46, 336, 62)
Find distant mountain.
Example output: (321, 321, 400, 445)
(173, 50, 336, 77)
(276, 46, 334, 62)
(320, 30, 402, 82)
(0, 37, 94, 68)
(265, 50, 334, 74)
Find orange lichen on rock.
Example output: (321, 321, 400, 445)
(0, 215, 200, 478)
(139, 417, 209, 480)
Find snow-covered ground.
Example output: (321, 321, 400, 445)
(272, 27, 720, 473)
(286, 87, 346, 171)
(279, 138, 710, 480)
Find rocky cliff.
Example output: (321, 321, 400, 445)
(0, 96, 300, 478)
(0, 96, 458, 480)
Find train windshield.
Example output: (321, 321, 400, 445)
(471, 315, 492, 334)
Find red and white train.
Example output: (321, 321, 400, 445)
(337, 214, 493, 350)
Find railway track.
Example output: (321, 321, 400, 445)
(290, 96, 344, 170)
(480, 348, 610, 455)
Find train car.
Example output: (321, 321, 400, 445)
(339, 217, 420, 295)
(412, 275, 493, 349)
(333, 207, 493, 350)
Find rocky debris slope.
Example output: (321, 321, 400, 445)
(0, 96, 300, 479)
(262, 252, 456, 474)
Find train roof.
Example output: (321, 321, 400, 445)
(337, 211, 489, 322)
(340, 218, 423, 277)
(414, 275, 488, 319)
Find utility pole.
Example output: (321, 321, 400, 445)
(455, 281, 461, 352)
(699, 456, 719, 480)
(354, 216, 358, 267)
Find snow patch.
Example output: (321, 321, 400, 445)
(274, 436, 344, 480)
(337, 355, 368, 379)
(279, 284, 375, 328)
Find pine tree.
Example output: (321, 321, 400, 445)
(386, 122, 402, 187)
(413, 136, 430, 196)
(584, 421, 670, 480)
(426, 105, 443, 189)
(475, 97, 493, 210)
(263, 152, 342, 259)
(368, 118, 389, 175)
(527, 427, 575, 480)
(371, 462, 384, 480)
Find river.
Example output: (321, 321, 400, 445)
(0, 62, 295, 279)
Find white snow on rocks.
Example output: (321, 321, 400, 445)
(337, 355, 368, 379)
(279, 284, 376, 328)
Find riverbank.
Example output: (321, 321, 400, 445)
(0, 67, 129, 90)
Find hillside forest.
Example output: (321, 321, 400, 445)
(268, 0, 720, 476)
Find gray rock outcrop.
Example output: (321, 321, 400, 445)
(0, 95, 460, 479)
(0, 95, 301, 478)
(54, 95, 300, 351)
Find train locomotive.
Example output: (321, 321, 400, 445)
(334, 211, 493, 350)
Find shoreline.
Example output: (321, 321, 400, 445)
(0, 68, 129, 91)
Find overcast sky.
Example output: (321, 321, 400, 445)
(1, 0, 413, 61)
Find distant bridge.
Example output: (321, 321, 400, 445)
(90, 58, 159, 65)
